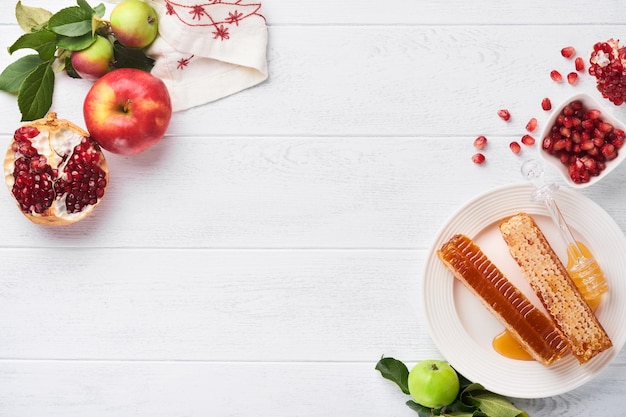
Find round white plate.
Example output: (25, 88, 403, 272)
(422, 183, 626, 398)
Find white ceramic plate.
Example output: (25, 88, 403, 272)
(422, 183, 626, 398)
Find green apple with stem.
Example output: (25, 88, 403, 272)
(407, 360, 460, 409)
(110, 0, 158, 48)
(70, 35, 114, 80)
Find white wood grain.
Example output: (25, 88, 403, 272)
(1, 0, 626, 416)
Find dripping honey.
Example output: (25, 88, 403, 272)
(493, 241, 606, 361)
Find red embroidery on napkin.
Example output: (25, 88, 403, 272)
(164, 0, 265, 41)
(177, 55, 194, 69)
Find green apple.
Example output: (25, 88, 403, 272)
(110, 0, 158, 48)
(407, 360, 460, 408)
(70, 35, 114, 80)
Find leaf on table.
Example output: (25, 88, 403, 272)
(374, 356, 410, 395)
(467, 392, 526, 417)
(17, 62, 55, 121)
(0, 54, 44, 94)
(48, 6, 93, 37)
(15, 1, 53, 33)
(8, 30, 58, 61)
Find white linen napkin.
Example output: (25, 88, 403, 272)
(146, 0, 268, 112)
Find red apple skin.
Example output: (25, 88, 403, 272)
(71, 35, 114, 80)
(83, 68, 172, 155)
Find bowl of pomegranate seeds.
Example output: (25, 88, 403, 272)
(539, 92, 626, 188)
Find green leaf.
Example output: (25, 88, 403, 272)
(48, 6, 93, 37)
(56, 32, 96, 51)
(375, 357, 411, 395)
(76, 0, 95, 13)
(406, 400, 435, 416)
(17, 61, 55, 121)
(113, 42, 155, 72)
(0, 54, 44, 94)
(93, 3, 106, 18)
(8, 29, 58, 61)
(15, 1, 53, 33)
(469, 392, 525, 417)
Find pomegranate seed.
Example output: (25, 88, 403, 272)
(550, 70, 563, 82)
(541, 97, 552, 111)
(473, 135, 488, 149)
(521, 135, 536, 146)
(525, 117, 538, 132)
(472, 153, 486, 165)
(575, 57, 585, 72)
(567, 72, 578, 85)
(561, 46, 576, 58)
(497, 109, 511, 121)
(509, 141, 521, 154)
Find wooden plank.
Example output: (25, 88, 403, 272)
(2, 0, 626, 25)
(0, 134, 624, 248)
(2, 25, 626, 138)
(0, 359, 623, 416)
(0, 249, 435, 361)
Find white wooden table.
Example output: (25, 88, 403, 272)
(1, 1, 625, 415)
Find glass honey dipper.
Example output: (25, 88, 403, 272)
(521, 159, 608, 310)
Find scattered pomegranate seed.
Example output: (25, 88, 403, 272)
(521, 134, 536, 146)
(567, 72, 578, 85)
(525, 117, 538, 132)
(509, 141, 521, 154)
(472, 153, 486, 165)
(541, 97, 552, 111)
(497, 109, 511, 121)
(575, 57, 585, 72)
(550, 70, 563, 82)
(561, 46, 576, 58)
(473, 135, 488, 149)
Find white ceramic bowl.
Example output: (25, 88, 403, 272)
(539, 92, 626, 188)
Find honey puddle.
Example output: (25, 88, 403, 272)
(493, 241, 606, 361)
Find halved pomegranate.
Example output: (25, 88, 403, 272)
(4, 112, 109, 225)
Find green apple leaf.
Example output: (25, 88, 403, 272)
(8, 29, 58, 61)
(113, 42, 155, 72)
(56, 32, 96, 51)
(48, 6, 93, 37)
(0, 54, 44, 94)
(375, 356, 411, 395)
(76, 0, 95, 13)
(93, 3, 106, 18)
(17, 61, 55, 121)
(15, 1, 53, 33)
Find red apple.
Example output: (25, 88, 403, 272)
(83, 68, 172, 155)
(71, 35, 114, 80)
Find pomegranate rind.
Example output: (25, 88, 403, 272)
(4, 112, 109, 226)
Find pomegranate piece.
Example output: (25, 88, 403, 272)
(497, 109, 511, 121)
(526, 117, 538, 132)
(575, 57, 585, 72)
(473, 135, 488, 149)
(541, 99, 625, 183)
(541, 97, 552, 111)
(561, 46, 576, 58)
(509, 141, 521, 154)
(567, 72, 578, 85)
(521, 134, 536, 146)
(4, 112, 109, 225)
(589, 39, 626, 105)
(472, 153, 486, 165)
(550, 70, 563, 82)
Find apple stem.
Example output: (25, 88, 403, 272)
(123, 99, 132, 113)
